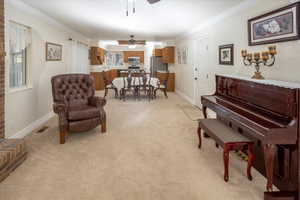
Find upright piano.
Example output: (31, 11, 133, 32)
(201, 74, 300, 200)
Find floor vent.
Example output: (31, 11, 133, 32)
(36, 126, 49, 133)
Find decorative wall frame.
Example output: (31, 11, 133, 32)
(46, 42, 62, 61)
(248, 2, 300, 46)
(177, 48, 182, 64)
(182, 47, 188, 64)
(219, 44, 234, 65)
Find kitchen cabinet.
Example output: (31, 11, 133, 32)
(123, 51, 144, 63)
(91, 72, 104, 90)
(90, 47, 105, 65)
(152, 49, 162, 57)
(90, 69, 119, 91)
(162, 47, 175, 64)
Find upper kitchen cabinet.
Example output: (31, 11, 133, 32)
(152, 49, 162, 57)
(90, 47, 105, 65)
(123, 51, 144, 63)
(162, 47, 175, 64)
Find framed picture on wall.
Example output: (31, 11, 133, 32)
(46, 42, 62, 61)
(248, 2, 300, 46)
(219, 44, 234, 65)
(182, 47, 188, 64)
(177, 48, 182, 64)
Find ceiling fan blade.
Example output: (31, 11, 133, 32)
(135, 40, 146, 45)
(118, 40, 130, 45)
(147, 0, 161, 4)
(118, 40, 146, 45)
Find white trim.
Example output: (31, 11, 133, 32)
(5, 0, 90, 41)
(177, 0, 257, 40)
(7, 86, 33, 94)
(8, 111, 55, 139)
(176, 89, 195, 105)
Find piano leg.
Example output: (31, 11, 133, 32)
(197, 126, 202, 149)
(247, 144, 254, 181)
(202, 106, 210, 138)
(263, 144, 277, 192)
(202, 106, 208, 119)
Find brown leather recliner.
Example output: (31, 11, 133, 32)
(51, 74, 106, 144)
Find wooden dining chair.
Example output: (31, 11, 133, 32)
(101, 71, 118, 98)
(137, 72, 153, 101)
(120, 76, 137, 101)
(154, 71, 169, 98)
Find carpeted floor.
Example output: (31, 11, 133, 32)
(0, 92, 267, 200)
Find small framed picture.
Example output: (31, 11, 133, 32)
(46, 42, 62, 61)
(219, 44, 234, 65)
(182, 47, 188, 64)
(248, 2, 300, 46)
(177, 48, 181, 64)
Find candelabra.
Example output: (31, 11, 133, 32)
(241, 46, 277, 79)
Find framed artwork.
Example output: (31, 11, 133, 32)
(46, 42, 62, 61)
(106, 51, 124, 66)
(219, 44, 234, 65)
(182, 47, 188, 64)
(177, 48, 182, 64)
(248, 2, 300, 46)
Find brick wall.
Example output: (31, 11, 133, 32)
(0, 0, 4, 138)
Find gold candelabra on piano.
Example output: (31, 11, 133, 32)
(241, 46, 277, 80)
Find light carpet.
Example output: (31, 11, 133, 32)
(178, 104, 203, 121)
(0, 92, 266, 200)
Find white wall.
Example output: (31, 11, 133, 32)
(175, 0, 300, 105)
(5, 1, 90, 138)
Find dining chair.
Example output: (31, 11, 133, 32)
(120, 75, 137, 101)
(101, 71, 118, 98)
(137, 72, 153, 101)
(154, 71, 169, 98)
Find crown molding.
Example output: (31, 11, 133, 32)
(5, 0, 90, 41)
(176, 0, 257, 41)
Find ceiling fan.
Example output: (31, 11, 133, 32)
(118, 35, 146, 47)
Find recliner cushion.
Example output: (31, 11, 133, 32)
(68, 105, 100, 121)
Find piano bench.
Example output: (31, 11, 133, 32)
(197, 119, 254, 182)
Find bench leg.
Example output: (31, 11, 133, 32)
(223, 144, 230, 182)
(247, 144, 254, 181)
(197, 126, 202, 149)
(60, 131, 66, 144)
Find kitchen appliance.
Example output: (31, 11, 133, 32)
(150, 56, 168, 76)
(128, 57, 140, 69)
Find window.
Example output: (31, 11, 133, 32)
(9, 21, 31, 89)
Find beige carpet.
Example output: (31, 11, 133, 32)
(178, 104, 203, 121)
(0, 92, 266, 200)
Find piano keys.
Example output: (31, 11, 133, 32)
(201, 74, 300, 199)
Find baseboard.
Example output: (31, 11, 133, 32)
(8, 112, 55, 139)
(175, 90, 195, 105)
(175, 90, 216, 118)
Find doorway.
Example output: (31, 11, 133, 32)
(193, 37, 209, 108)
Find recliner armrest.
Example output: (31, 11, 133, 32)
(89, 96, 106, 107)
(53, 103, 67, 114)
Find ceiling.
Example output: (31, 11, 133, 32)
(21, 0, 244, 40)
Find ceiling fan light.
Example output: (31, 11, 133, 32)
(129, 44, 136, 49)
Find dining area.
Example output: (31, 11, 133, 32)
(102, 70, 169, 101)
